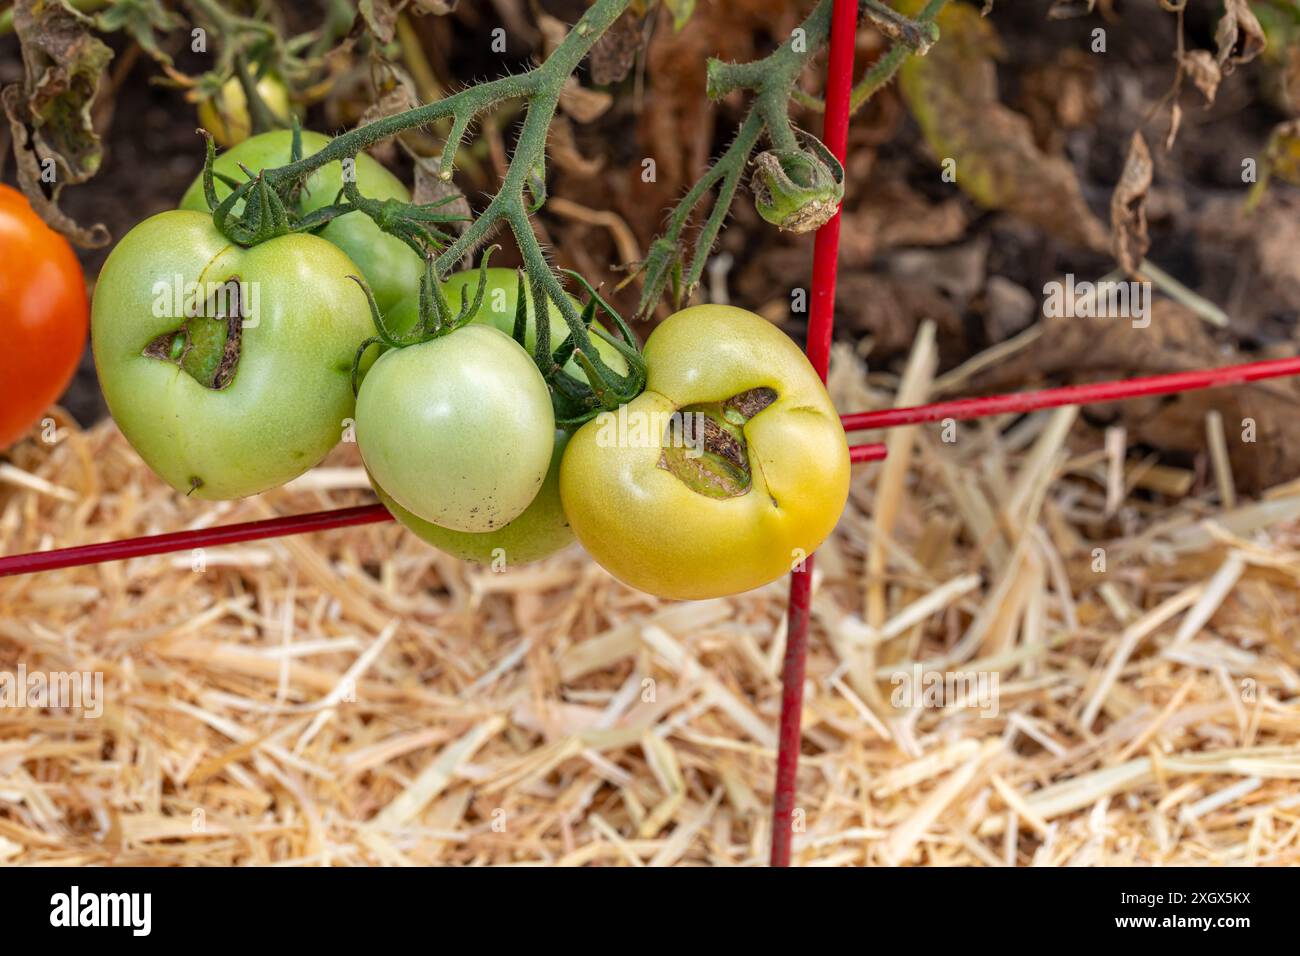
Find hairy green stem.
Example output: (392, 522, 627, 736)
(258, 0, 632, 197)
(795, 0, 949, 114)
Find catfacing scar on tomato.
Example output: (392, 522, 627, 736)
(560, 305, 850, 600)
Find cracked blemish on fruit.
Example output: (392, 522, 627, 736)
(658, 386, 778, 500)
(142, 277, 244, 390)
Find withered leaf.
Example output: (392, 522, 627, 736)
(1215, 0, 1266, 74)
(411, 157, 471, 235)
(1110, 131, 1152, 276)
(559, 78, 613, 124)
(356, 67, 420, 131)
(2, 0, 113, 247)
(974, 302, 1300, 493)
(1180, 50, 1221, 105)
(1165, 100, 1182, 151)
(1047, 0, 1096, 20)
(356, 0, 403, 45)
(591, 12, 645, 86)
(898, 2, 1109, 252)
(359, 63, 472, 237)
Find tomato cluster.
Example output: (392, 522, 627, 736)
(86, 131, 849, 599)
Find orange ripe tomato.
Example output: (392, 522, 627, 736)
(0, 184, 89, 449)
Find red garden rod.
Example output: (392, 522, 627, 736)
(0, 442, 889, 579)
(19, 348, 1289, 585)
(850, 442, 887, 463)
(0, 504, 393, 577)
(842, 355, 1300, 433)
(770, 0, 858, 868)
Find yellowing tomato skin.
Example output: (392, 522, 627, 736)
(559, 305, 850, 600)
(196, 75, 294, 148)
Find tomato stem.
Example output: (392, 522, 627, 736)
(635, 0, 950, 317)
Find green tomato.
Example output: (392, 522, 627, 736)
(356, 324, 556, 533)
(91, 210, 376, 499)
(373, 430, 574, 566)
(382, 268, 629, 381)
(179, 130, 421, 314)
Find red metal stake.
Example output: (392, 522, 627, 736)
(0, 443, 888, 578)
(770, 0, 858, 868)
(0, 504, 392, 578)
(842, 356, 1300, 432)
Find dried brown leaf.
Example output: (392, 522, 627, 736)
(1215, 0, 1266, 74)
(977, 301, 1300, 492)
(591, 11, 646, 86)
(558, 79, 613, 124)
(1180, 50, 1222, 105)
(1164, 100, 1182, 152)
(2, 0, 113, 246)
(898, 2, 1109, 252)
(1110, 131, 1152, 276)
(357, 0, 402, 44)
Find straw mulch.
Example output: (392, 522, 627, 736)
(2, 334, 1299, 866)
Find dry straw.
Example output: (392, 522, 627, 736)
(1, 340, 1298, 865)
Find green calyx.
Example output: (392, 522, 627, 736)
(658, 386, 778, 500)
(347, 247, 501, 394)
(200, 122, 466, 252)
(526, 270, 647, 430)
(750, 135, 844, 234)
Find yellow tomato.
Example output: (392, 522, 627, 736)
(197, 75, 293, 148)
(559, 305, 850, 600)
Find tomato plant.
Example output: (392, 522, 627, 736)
(0, 185, 89, 450)
(356, 324, 555, 533)
(373, 430, 573, 566)
(560, 305, 850, 600)
(178, 130, 422, 314)
(30, 0, 885, 599)
(196, 75, 294, 148)
(91, 210, 376, 499)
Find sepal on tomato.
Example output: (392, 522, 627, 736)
(750, 134, 844, 234)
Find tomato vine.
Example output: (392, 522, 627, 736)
(188, 0, 948, 424)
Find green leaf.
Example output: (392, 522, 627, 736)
(95, 0, 183, 66)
